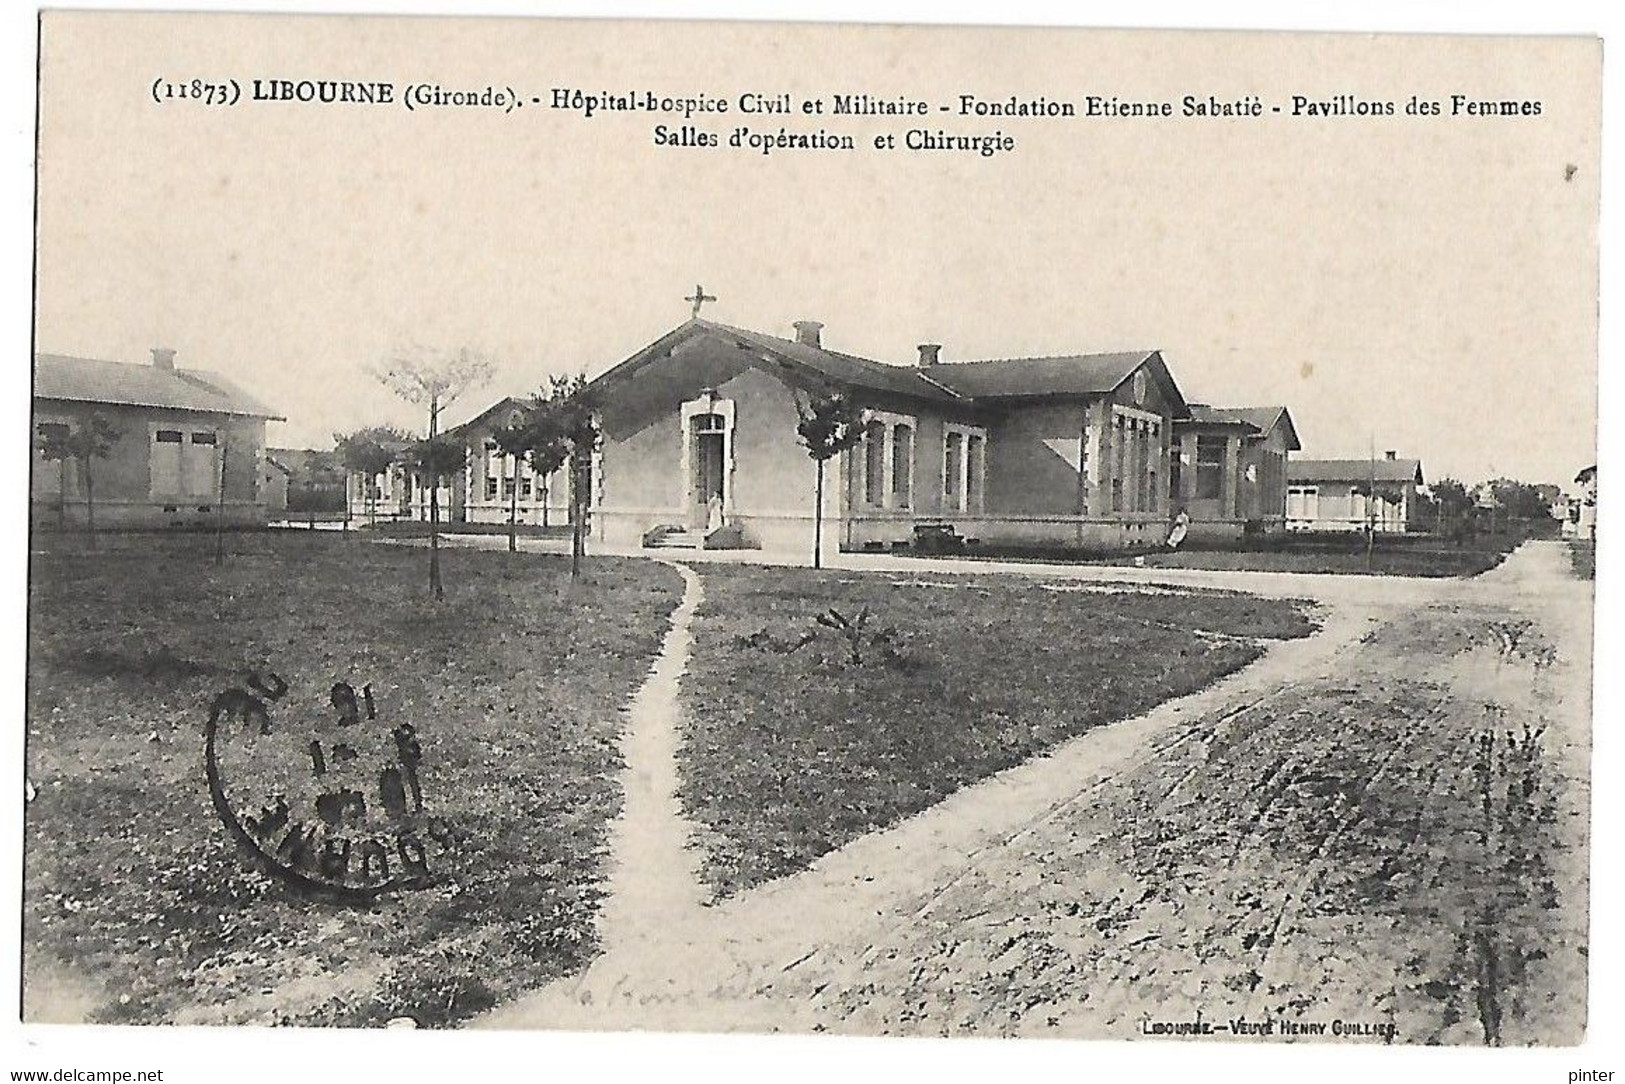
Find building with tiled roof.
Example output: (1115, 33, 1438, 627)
(1174, 404, 1302, 541)
(1286, 452, 1426, 533)
(421, 313, 1306, 556)
(32, 348, 283, 530)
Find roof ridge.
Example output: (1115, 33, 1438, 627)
(942, 349, 1157, 367)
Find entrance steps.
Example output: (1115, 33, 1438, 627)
(646, 528, 702, 549)
(641, 523, 759, 551)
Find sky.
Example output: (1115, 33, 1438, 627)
(31, 12, 1602, 487)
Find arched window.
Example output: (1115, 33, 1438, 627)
(891, 424, 913, 509)
(863, 419, 886, 506)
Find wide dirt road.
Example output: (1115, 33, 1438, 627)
(484, 542, 1591, 1045)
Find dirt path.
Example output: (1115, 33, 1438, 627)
(478, 561, 735, 1030)
(477, 585, 1383, 1032)
(479, 543, 1591, 1042)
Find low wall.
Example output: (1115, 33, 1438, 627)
(31, 498, 269, 530)
(845, 514, 1173, 551)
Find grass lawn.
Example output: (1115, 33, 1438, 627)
(931, 528, 1545, 578)
(1570, 539, 1595, 580)
(1106, 542, 1510, 578)
(678, 567, 1316, 898)
(24, 531, 680, 1026)
(367, 520, 573, 539)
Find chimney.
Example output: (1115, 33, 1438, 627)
(151, 347, 176, 371)
(1384, 449, 1397, 460)
(917, 343, 942, 367)
(792, 320, 823, 348)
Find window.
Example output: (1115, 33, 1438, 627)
(183, 431, 220, 498)
(1147, 435, 1159, 513)
(1196, 436, 1225, 500)
(890, 425, 913, 509)
(1168, 440, 1183, 502)
(1113, 416, 1127, 509)
(942, 423, 986, 514)
(152, 429, 184, 495)
(36, 423, 72, 496)
(1144, 422, 1157, 510)
(519, 475, 533, 500)
(966, 434, 985, 513)
(863, 420, 886, 506)
(484, 442, 501, 501)
(1287, 485, 1319, 520)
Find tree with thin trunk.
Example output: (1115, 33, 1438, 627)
(531, 374, 600, 580)
(407, 435, 470, 583)
(373, 347, 494, 599)
(37, 412, 121, 550)
(794, 389, 866, 569)
(213, 430, 229, 566)
(492, 385, 578, 560)
(490, 416, 537, 554)
(335, 426, 413, 528)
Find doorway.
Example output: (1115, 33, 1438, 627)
(689, 412, 727, 530)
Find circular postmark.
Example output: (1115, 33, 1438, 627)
(204, 670, 454, 899)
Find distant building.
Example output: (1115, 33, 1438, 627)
(1172, 405, 1301, 542)
(32, 348, 283, 529)
(445, 397, 572, 527)
(267, 447, 347, 515)
(262, 453, 292, 518)
(364, 315, 1310, 554)
(1574, 464, 1597, 540)
(339, 400, 577, 527)
(1286, 452, 1424, 533)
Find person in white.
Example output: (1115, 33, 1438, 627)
(1166, 507, 1190, 550)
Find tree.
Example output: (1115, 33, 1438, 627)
(490, 379, 588, 565)
(537, 374, 600, 580)
(406, 434, 470, 567)
(1488, 478, 1557, 522)
(794, 388, 866, 569)
(37, 412, 121, 550)
(335, 426, 413, 527)
(490, 416, 538, 554)
(1430, 478, 1474, 519)
(373, 346, 495, 599)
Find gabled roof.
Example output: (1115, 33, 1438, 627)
(691, 320, 965, 404)
(1290, 457, 1423, 485)
(1184, 405, 1302, 451)
(34, 352, 283, 419)
(590, 319, 1192, 416)
(444, 396, 532, 439)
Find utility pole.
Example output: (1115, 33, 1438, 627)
(214, 432, 228, 566)
(1365, 433, 1376, 573)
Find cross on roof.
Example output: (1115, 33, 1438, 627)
(685, 284, 717, 318)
